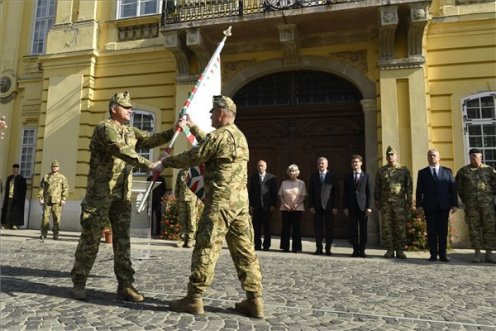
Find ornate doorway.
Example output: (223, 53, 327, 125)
(234, 70, 364, 238)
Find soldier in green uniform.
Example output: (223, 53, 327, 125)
(375, 146, 413, 259)
(70, 91, 175, 301)
(161, 95, 264, 318)
(38, 160, 69, 240)
(175, 168, 199, 248)
(456, 148, 496, 263)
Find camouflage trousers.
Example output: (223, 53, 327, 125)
(464, 205, 496, 250)
(71, 199, 135, 287)
(41, 203, 62, 235)
(177, 200, 198, 243)
(380, 202, 407, 250)
(186, 205, 263, 299)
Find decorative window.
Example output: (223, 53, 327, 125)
(462, 92, 496, 168)
(32, 0, 56, 54)
(118, 0, 162, 18)
(20, 129, 37, 178)
(130, 110, 155, 175)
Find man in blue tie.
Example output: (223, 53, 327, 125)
(416, 149, 458, 262)
(308, 157, 338, 255)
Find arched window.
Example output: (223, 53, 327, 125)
(462, 92, 496, 168)
(130, 110, 155, 175)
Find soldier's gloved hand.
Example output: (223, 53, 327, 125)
(61, 200, 66, 206)
(149, 160, 164, 173)
(39, 199, 44, 205)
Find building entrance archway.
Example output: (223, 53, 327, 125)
(234, 70, 365, 239)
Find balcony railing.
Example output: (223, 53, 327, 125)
(161, 0, 357, 24)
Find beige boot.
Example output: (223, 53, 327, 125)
(117, 284, 144, 302)
(383, 250, 394, 258)
(235, 297, 264, 319)
(395, 250, 407, 259)
(170, 295, 204, 315)
(71, 285, 87, 300)
(485, 250, 496, 264)
(472, 249, 482, 263)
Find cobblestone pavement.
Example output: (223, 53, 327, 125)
(1, 229, 495, 331)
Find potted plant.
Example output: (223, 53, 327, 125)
(102, 218, 112, 244)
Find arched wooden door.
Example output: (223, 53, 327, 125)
(234, 70, 365, 239)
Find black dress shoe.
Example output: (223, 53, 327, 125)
(262, 248, 269, 251)
(428, 256, 437, 262)
(313, 250, 323, 255)
(351, 251, 359, 257)
(325, 251, 332, 256)
(439, 256, 450, 263)
(359, 251, 367, 258)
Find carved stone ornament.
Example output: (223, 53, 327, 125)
(329, 50, 368, 73)
(223, 59, 256, 82)
(0, 71, 17, 104)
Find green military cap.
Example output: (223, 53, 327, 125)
(386, 146, 397, 155)
(211, 95, 236, 114)
(109, 91, 133, 108)
(51, 160, 60, 167)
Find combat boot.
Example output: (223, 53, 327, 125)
(53, 233, 59, 240)
(395, 250, 407, 259)
(39, 233, 47, 240)
(169, 295, 204, 315)
(235, 297, 264, 319)
(117, 284, 144, 302)
(176, 240, 184, 248)
(472, 249, 482, 263)
(71, 285, 87, 300)
(383, 250, 394, 258)
(485, 250, 496, 264)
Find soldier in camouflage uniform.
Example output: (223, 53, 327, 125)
(162, 95, 264, 318)
(375, 146, 413, 259)
(38, 160, 69, 240)
(456, 148, 496, 263)
(70, 91, 174, 301)
(175, 169, 199, 248)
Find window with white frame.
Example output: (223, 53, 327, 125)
(462, 92, 496, 168)
(32, 0, 56, 54)
(130, 110, 155, 175)
(118, 0, 162, 19)
(20, 129, 37, 178)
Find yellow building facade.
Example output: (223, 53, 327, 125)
(0, 0, 494, 247)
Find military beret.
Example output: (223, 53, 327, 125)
(51, 160, 60, 167)
(211, 95, 236, 114)
(386, 146, 397, 155)
(109, 91, 133, 108)
(469, 148, 483, 154)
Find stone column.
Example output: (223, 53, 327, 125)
(361, 98, 380, 245)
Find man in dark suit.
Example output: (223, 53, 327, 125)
(248, 160, 278, 250)
(416, 148, 458, 262)
(343, 155, 372, 257)
(308, 157, 338, 255)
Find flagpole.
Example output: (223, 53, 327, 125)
(137, 26, 232, 214)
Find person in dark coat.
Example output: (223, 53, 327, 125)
(308, 157, 338, 255)
(1, 164, 27, 229)
(416, 148, 458, 262)
(343, 155, 372, 257)
(248, 160, 278, 251)
(147, 174, 166, 235)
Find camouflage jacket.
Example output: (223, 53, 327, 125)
(82, 119, 173, 207)
(38, 172, 69, 204)
(456, 164, 496, 206)
(164, 123, 249, 210)
(374, 163, 413, 206)
(175, 170, 198, 202)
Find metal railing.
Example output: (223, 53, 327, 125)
(161, 0, 359, 24)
